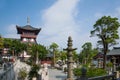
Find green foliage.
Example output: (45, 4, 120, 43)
(72, 51, 79, 62)
(18, 68, 27, 80)
(73, 67, 107, 78)
(87, 68, 107, 78)
(28, 44, 48, 64)
(117, 66, 120, 71)
(90, 16, 120, 68)
(60, 51, 67, 61)
(0, 35, 3, 49)
(73, 68, 81, 76)
(79, 42, 98, 64)
(106, 62, 113, 68)
(28, 64, 40, 80)
(3, 38, 27, 56)
(64, 67, 68, 72)
(50, 42, 59, 50)
(91, 16, 120, 46)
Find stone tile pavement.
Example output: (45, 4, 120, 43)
(48, 68, 67, 80)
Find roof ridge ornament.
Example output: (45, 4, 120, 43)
(27, 17, 30, 25)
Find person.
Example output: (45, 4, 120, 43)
(38, 63, 49, 80)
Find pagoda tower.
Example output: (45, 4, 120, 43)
(16, 18, 41, 43)
(16, 18, 41, 58)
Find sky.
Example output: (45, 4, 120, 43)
(0, 0, 120, 52)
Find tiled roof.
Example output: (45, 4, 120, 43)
(16, 25, 41, 35)
(107, 47, 120, 55)
(22, 25, 40, 30)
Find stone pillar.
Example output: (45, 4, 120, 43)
(64, 36, 77, 80)
(98, 58, 101, 68)
(112, 57, 116, 72)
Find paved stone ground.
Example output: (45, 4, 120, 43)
(48, 69, 67, 80)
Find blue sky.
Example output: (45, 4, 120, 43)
(0, 0, 120, 52)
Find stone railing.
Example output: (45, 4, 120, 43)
(0, 63, 15, 80)
(88, 73, 116, 80)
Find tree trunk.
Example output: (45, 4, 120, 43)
(103, 43, 108, 69)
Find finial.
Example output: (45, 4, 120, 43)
(27, 17, 30, 25)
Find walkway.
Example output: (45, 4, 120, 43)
(48, 69, 67, 80)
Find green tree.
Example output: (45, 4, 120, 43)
(3, 38, 28, 57)
(60, 51, 67, 63)
(50, 42, 59, 67)
(79, 42, 98, 65)
(0, 35, 3, 54)
(80, 42, 92, 64)
(91, 16, 120, 69)
(28, 44, 48, 65)
(0, 35, 3, 49)
(73, 51, 79, 63)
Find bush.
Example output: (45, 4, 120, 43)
(18, 68, 27, 80)
(64, 67, 67, 72)
(87, 68, 107, 78)
(117, 66, 120, 71)
(73, 67, 107, 78)
(73, 68, 81, 76)
(106, 62, 113, 68)
(28, 64, 40, 80)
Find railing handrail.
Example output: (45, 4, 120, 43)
(88, 74, 115, 80)
(0, 64, 15, 80)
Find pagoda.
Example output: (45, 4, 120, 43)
(16, 18, 41, 43)
(16, 18, 41, 59)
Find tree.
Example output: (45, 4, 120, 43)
(28, 44, 48, 65)
(79, 42, 92, 64)
(60, 51, 67, 64)
(0, 35, 3, 49)
(49, 42, 59, 67)
(72, 51, 79, 63)
(91, 16, 120, 69)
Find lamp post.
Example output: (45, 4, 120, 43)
(63, 36, 77, 80)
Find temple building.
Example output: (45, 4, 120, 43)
(16, 20, 41, 44)
(107, 47, 120, 67)
(16, 18, 41, 58)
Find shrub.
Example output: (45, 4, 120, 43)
(28, 64, 40, 80)
(73, 67, 107, 78)
(87, 68, 107, 78)
(73, 68, 81, 77)
(18, 68, 27, 80)
(64, 67, 67, 72)
(106, 62, 113, 68)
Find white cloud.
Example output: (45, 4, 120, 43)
(37, 0, 99, 52)
(4, 24, 19, 38)
(38, 0, 81, 50)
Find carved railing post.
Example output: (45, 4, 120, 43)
(98, 58, 101, 68)
(112, 57, 116, 72)
(63, 36, 77, 80)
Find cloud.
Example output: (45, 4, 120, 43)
(4, 24, 19, 38)
(37, 0, 99, 52)
(38, 0, 80, 48)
